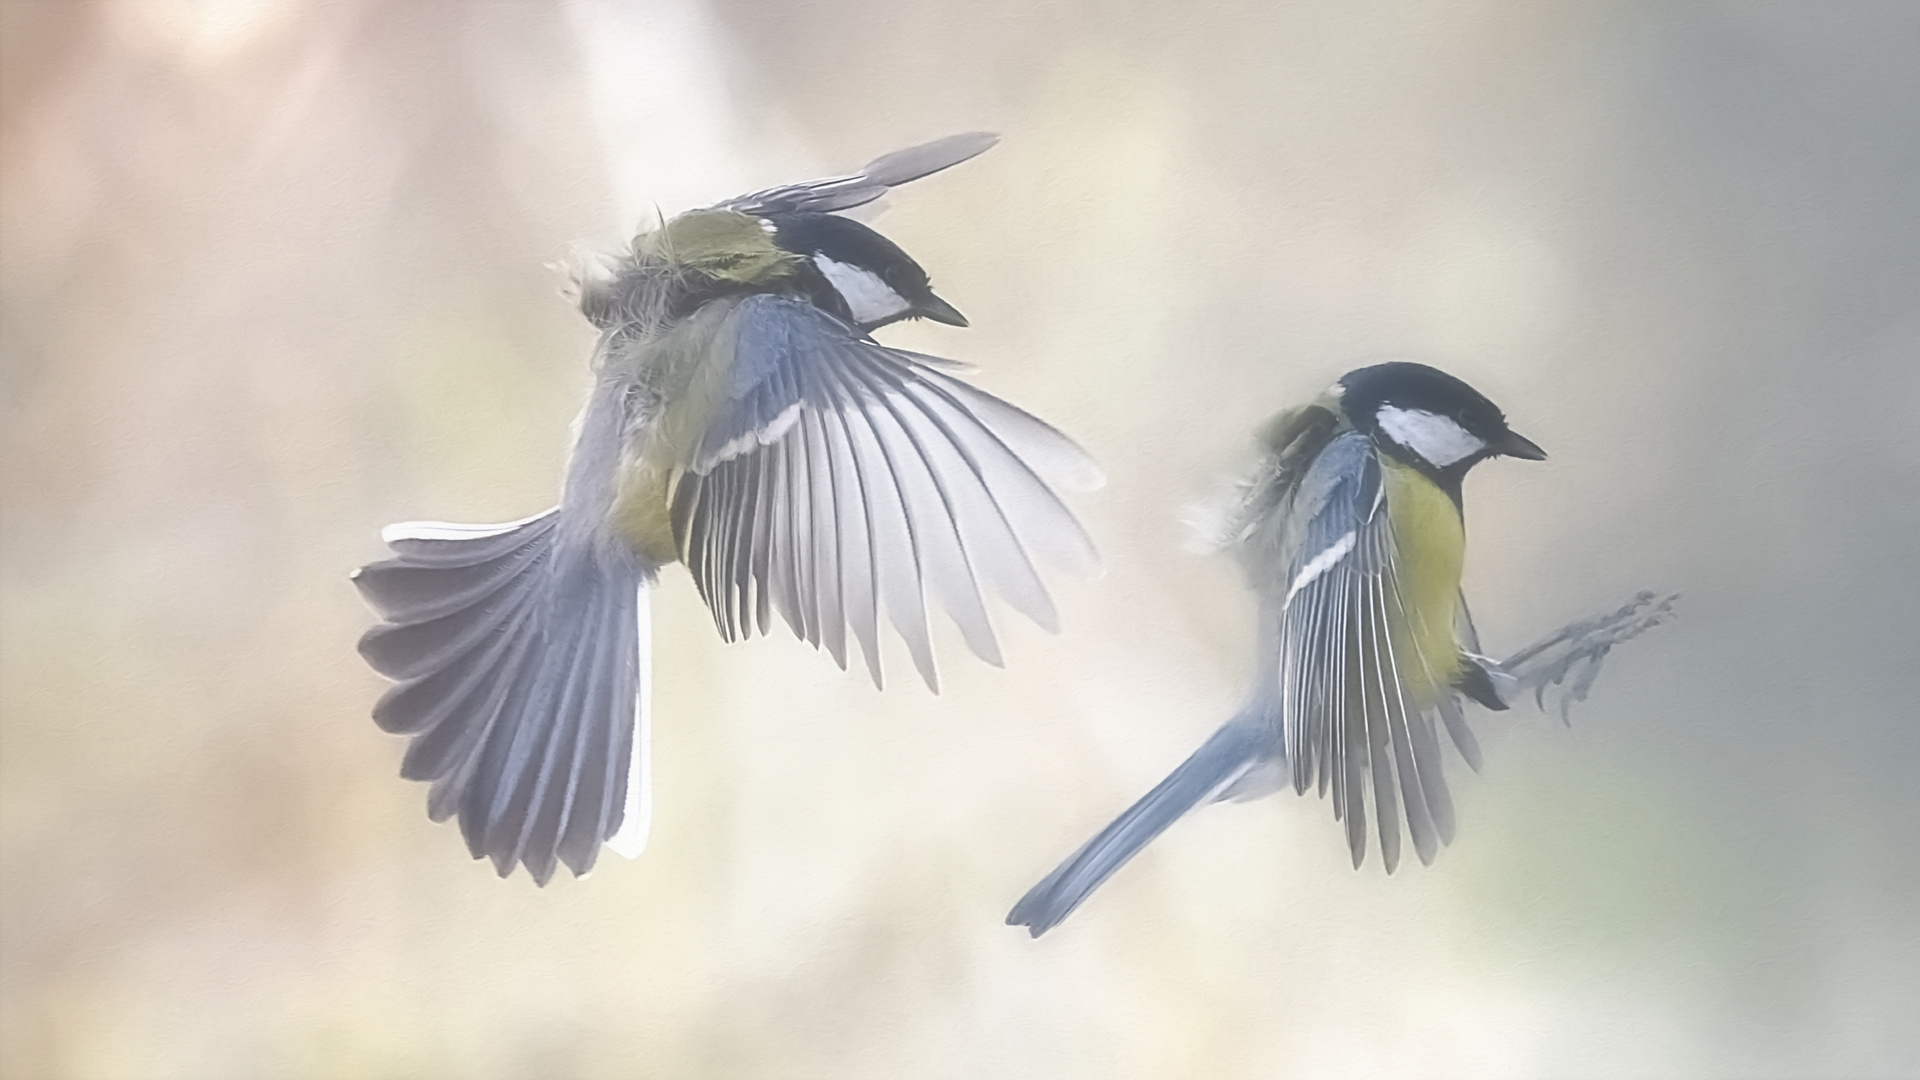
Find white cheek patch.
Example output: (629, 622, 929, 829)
(812, 254, 912, 325)
(1375, 405, 1485, 467)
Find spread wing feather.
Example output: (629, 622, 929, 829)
(1266, 432, 1461, 871)
(668, 295, 1098, 690)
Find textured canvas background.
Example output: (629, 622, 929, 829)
(4, 1, 1917, 1076)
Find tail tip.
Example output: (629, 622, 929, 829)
(1004, 911, 1051, 938)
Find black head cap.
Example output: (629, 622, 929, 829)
(1336, 361, 1545, 477)
(765, 213, 966, 331)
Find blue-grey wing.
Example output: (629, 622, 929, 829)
(671, 295, 1099, 691)
(713, 133, 998, 217)
(1263, 432, 1467, 871)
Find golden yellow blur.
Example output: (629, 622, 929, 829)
(5, 1, 1919, 1077)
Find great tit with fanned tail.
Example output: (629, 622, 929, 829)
(351, 134, 1102, 885)
(1007, 361, 1674, 937)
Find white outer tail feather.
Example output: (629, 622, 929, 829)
(607, 585, 653, 858)
(380, 510, 558, 544)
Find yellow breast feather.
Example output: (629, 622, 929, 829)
(1380, 457, 1467, 702)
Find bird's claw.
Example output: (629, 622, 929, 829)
(1496, 591, 1679, 723)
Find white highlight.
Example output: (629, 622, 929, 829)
(812, 254, 912, 325)
(607, 584, 653, 858)
(379, 509, 555, 544)
(566, 0, 754, 226)
(1285, 530, 1356, 608)
(1375, 405, 1485, 467)
(704, 401, 802, 467)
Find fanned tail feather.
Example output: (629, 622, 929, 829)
(353, 511, 652, 884)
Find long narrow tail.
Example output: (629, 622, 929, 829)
(1007, 720, 1265, 938)
(352, 512, 652, 885)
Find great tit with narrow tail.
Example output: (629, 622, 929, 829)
(1007, 361, 1674, 937)
(351, 134, 1102, 886)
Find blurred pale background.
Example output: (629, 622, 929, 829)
(4, 1, 1918, 1077)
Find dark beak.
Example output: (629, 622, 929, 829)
(915, 292, 969, 327)
(1497, 429, 1547, 460)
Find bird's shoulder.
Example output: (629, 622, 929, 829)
(644, 211, 803, 284)
(1190, 403, 1344, 556)
(1242, 403, 1346, 525)
(1255, 403, 1344, 484)
(578, 211, 812, 333)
